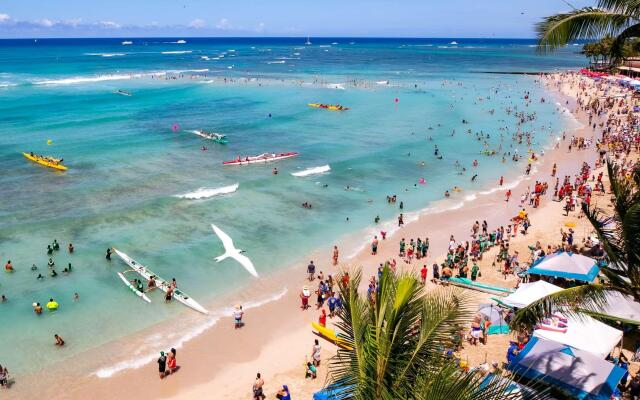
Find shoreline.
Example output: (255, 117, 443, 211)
(7, 71, 601, 399)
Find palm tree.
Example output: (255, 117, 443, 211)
(536, 0, 640, 62)
(512, 159, 640, 328)
(326, 267, 547, 399)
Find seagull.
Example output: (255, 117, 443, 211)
(210, 223, 259, 278)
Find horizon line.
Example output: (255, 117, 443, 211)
(0, 35, 546, 41)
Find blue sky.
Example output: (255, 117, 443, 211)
(0, 0, 594, 38)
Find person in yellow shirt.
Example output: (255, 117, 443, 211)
(46, 298, 59, 311)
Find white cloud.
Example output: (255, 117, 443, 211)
(63, 18, 82, 27)
(99, 21, 121, 29)
(36, 18, 54, 27)
(215, 18, 232, 30)
(255, 22, 265, 32)
(0, 13, 10, 23)
(188, 18, 205, 28)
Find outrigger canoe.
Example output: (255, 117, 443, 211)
(113, 248, 208, 314)
(117, 271, 151, 303)
(193, 129, 228, 144)
(308, 103, 349, 111)
(311, 322, 353, 350)
(22, 152, 68, 171)
(223, 152, 299, 166)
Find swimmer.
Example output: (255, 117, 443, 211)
(445, 190, 450, 198)
(31, 264, 38, 271)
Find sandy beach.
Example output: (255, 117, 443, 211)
(7, 69, 626, 400)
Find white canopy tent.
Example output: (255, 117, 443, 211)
(585, 291, 640, 325)
(501, 281, 562, 309)
(533, 313, 622, 358)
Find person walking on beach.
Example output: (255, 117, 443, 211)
(166, 348, 177, 375)
(253, 373, 266, 400)
(371, 236, 379, 255)
(0, 364, 9, 389)
(311, 339, 322, 366)
(307, 261, 316, 281)
(332, 245, 339, 266)
(233, 305, 244, 329)
(157, 351, 167, 379)
(505, 189, 512, 202)
(300, 286, 310, 310)
(420, 265, 428, 285)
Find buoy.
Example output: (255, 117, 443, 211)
(394, 98, 399, 103)
(418, 178, 426, 185)
(268, 113, 272, 118)
(172, 123, 180, 132)
(47, 139, 53, 145)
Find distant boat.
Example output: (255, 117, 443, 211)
(122, 41, 133, 45)
(450, 41, 459, 45)
(114, 90, 132, 97)
(305, 36, 312, 45)
(176, 39, 187, 44)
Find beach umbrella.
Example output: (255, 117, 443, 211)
(477, 304, 509, 334)
(527, 251, 600, 282)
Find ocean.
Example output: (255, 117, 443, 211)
(0, 37, 584, 375)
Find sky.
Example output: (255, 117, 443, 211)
(0, 0, 595, 39)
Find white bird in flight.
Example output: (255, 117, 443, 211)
(210, 223, 259, 278)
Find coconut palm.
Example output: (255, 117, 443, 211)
(326, 267, 547, 399)
(536, 0, 640, 62)
(512, 159, 640, 328)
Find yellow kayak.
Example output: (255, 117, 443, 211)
(308, 103, 350, 111)
(311, 322, 353, 350)
(22, 152, 68, 171)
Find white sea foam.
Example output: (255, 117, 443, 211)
(161, 50, 193, 54)
(31, 69, 194, 86)
(291, 165, 330, 177)
(93, 287, 288, 378)
(174, 183, 239, 200)
(85, 53, 126, 57)
(326, 83, 345, 90)
(33, 74, 140, 85)
(267, 60, 286, 64)
(376, 80, 389, 85)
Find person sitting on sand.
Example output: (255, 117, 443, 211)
(305, 362, 317, 379)
(276, 385, 291, 400)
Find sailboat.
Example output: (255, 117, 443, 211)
(305, 36, 312, 45)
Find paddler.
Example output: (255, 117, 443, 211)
(4, 260, 13, 272)
(165, 286, 174, 302)
(46, 298, 59, 311)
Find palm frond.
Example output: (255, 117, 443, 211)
(511, 284, 608, 329)
(536, 8, 632, 52)
(597, 0, 640, 16)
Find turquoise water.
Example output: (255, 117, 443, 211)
(0, 38, 584, 373)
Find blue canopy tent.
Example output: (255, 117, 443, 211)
(527, 251, 600, 282)
(507, 337, 625, 400)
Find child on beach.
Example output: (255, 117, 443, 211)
(233, 305, 244, 329)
